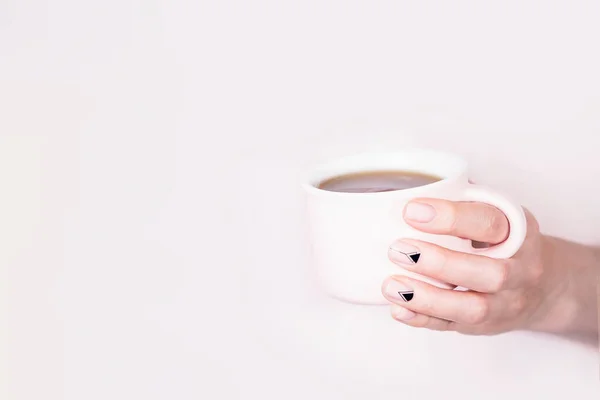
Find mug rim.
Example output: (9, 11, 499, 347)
(302, 148, 468, 197)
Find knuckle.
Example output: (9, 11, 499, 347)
(511, 293, 528, 315)
(441, 203, 459, 232)
(529, 259, 544, 285)
(430, 247, 451, 277)
(466, 296, 490, 325)
(420, 300, 435, 316)
(418, 298, 440, 319)
(488, 260, 510, 292)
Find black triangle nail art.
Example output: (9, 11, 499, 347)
(408, 253, 420, 263)
(389, 245, 421, 265)
(398, 291, 414, 302)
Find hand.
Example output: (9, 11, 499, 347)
(381, 198, 581, 336)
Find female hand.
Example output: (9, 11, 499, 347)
(381, 198, 598, 336)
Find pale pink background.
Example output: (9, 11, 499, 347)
(1, 1, 599, 399)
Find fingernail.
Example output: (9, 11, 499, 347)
(404, 202, 436, 223)
(383, 279, 415, 302)
(392, 306, 417, 321)
(389, 241, 421, 267)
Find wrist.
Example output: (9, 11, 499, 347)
(530, 235, 599, 336)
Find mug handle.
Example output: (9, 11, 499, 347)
(459, 184, 527, 259)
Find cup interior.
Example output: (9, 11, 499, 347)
(307, 149, 467, 190)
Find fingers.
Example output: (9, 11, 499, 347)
(381, 275, 496, 325)
(388, 239, 516, 293)
(403, 198, 509, 244)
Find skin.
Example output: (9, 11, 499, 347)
(381, 198, 600, 342)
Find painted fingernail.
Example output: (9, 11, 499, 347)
(383, 279, 415, 302)
(389, 241, 421, 267)
(404, 202, 436, 223)
(392, 305, 417, 321)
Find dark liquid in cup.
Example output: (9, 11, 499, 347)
(317, 170, 442, 193)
